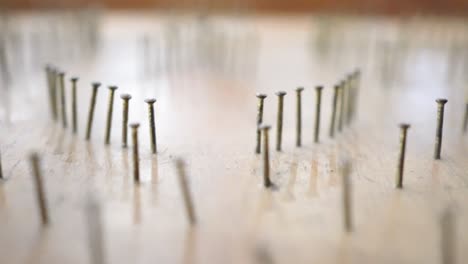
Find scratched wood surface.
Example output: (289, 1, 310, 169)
(0, 12, 468, 264)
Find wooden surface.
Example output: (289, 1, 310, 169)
(3, 0, 468, 16)
(0, 12, 468, 264)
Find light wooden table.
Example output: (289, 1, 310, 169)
(0, 12, 467, 264)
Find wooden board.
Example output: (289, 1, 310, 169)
(0, 12, 468, 264)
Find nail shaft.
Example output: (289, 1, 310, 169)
(350, 70, 361, 122)
(396, 124, 410, 188)
(105, 86, 118, 145)
(463, 103, 468, 133)
(145, 99, 157, 154)
(46, 66, 58, 121)
(337, 81, 345, 132)
(175, 158, 196, 225)
(275, 91, 286, 151)
(296, 87, 304, 147)
(329, 85, 339, 138)
(440, 207, 455, 264)
(51, 69, 58, 122)
(71, 78, 78, 134)
(120, 94, 132, 148)
(86, 195, 106, 264)
(130, 123, 140, 183)
(29, 153, 49, 226)
(59, 72, 67, 128)
(260, 124, 272, 187)
(434, 99, 448, 160)
(85, 83, 100, 140)
(341, 161, 352, 232)
(0, 150, 3, 179)
(255, 94, 267, 154)
(314, 86, 323, 143)
(345, 75, 353, 125)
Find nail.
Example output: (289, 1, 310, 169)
(51, 68, 59, 122)
(351, 70, 361, 122)
(120, 94, 132, 148)
(29, 152, 49, 226)
(0, 149, 3, 179)
(434, 98, 448, 160)
(255, 93, 267, 154)
(345, 75, 353, 125)
(337, 81, 345, 132)
(329, 85, 340, 138)
(130, 123, 140, 183)
(85, 82, 100, 140)
(314, 86, 323, 143)
(341, 161, 352, 232)
(71, 77, 79, 134)
(296, 87, 304, 147)
(463, 103, 468, 133)
(45, 66, 58, 121)
(275, 91, 286, 151)
(58, 72, 67, 128)
(85, 195, 106, 264)
(259, 124, 272, 188)
(440, 207, 455, 264)
(104, 86, 118, 145)
(144, 98, 157, 154)
(175, 158, 197, 225)
(396, 123, 410, 188)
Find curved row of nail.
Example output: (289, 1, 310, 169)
(256, 70, 361, 155)
(22, 65, 194, 229)
(256, 77, 452, 234)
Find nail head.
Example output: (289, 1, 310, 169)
(130, 123, 140, 129)
(120, 93, 132, 100)
(436, 98, 448, 104)
(399, 123, 411, 129)
(144, 98, 156, 104)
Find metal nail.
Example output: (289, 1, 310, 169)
(463, 103, 468, 133)
(260, 124, 272, 188)
(434, 99, 448, 160)
(104, 86, 118, 145)
(396, 123, 410, 188)
(29, 152, 49, 226)
(45, 66, 58, 120)
(329, 85, 340, 138)
(341, 161, 352, 232)
(275, 91, 286, 151)
(337, 81, 345, 132)
(314, 86, 323, 143)
(85, 82, 100, 140)
(175, 158, 197, 225)
(130, 123, 140, 183)
(296, 87, 304, 147)
(120, 94, 132, 148)
(145, 98, 157, 154)
(255, 93, 267, 154)
(440, 207, 455, 264)
(71, 77, 79, 134)
(58, 72, 67, 128)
